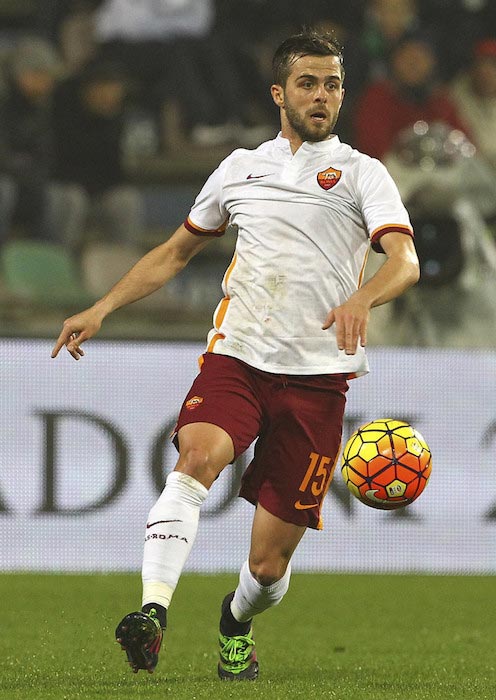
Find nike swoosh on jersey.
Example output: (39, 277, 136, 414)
(246, 173, 273, 179)
(294, 501, 318, 510)
(146, 519, 183, 528)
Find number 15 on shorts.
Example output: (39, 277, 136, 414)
(295, 452, 336, 509)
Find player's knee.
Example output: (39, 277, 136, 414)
(249, 557, 289, 587)
(175, 446, 222, 488)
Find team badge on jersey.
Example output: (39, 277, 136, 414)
(317, 165, 342, 191)
(185, 396, 204, 410)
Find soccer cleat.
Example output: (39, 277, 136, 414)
(115, 610, 164, 674)
(218, 593, 258, 680)
(218, 628, 259, 680)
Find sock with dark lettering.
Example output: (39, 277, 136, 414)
(141, 471, 208, 610)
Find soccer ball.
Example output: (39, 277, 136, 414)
(341, 419, 432, 510)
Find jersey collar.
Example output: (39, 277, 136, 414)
(274, 132, 293, 153)
(301, 134, 341, 153)
(274, 132, 341, 154)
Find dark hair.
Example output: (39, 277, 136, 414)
(272, 29, 345, 86)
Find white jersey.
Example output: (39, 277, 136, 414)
(185, 133, 413, 376)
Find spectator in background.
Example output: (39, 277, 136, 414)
(93, 0, 272, 150)
(57, 0, 101, 74)
(450, 38, 496, 173)
(50, 59, 145, 251)
(0, 36, 62, 243)
(416, 0, 496, 79)
(354, 32, 470, 161)
(364, 32, 496, 348)
(344, 0, 422, 98)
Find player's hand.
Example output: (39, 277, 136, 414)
(51, 307, 104, 360)
(322, 298, 370, 355)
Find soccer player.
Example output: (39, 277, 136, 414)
(51, 30, 420, 680)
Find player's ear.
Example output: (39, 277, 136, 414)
(271, 84, 284, 108)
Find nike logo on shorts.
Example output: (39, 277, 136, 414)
(146, 519, 183, 528)
(294, 501, 318, 510)
(246, 173, 273, 179)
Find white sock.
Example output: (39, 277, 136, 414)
(230, 560, 292, 622)
(142, 471, 208, 609)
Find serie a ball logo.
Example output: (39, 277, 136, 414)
(341, 419, 432, 510)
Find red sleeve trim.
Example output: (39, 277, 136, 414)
(370, 224, 414, 253)
(184, 216, 227, 237)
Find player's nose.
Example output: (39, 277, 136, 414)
(313, 84, 327, 102)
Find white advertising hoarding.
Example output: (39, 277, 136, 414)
(1, 339, 495, 573)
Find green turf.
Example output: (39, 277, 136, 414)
(0, 573, 494, 700)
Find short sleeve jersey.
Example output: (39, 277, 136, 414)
(185, 133, 413, 376)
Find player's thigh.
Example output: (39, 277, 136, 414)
(173, 353, 264, 487)
(175, 421, 235, 488)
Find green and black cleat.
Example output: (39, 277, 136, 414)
(115, 610, 164, 674)
(218, 628, 259, 680)
(217, 593, 258, 680)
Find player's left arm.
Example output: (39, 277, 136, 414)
(322, 231, 419, 355)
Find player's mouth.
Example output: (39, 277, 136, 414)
(309, 110, 329, 124)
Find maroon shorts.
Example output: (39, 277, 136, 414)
(174, 353, 348, 529)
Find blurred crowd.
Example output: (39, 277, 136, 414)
(0, 0, 496, 345)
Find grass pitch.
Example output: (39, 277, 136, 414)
(0, 573, 494, 700)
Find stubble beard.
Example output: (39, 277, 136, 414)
(284, 102, 338, 143)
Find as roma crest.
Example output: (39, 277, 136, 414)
(185, 395, 204, 410)
(317, 165, 342, 191)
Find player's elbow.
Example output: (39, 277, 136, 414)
(399, 247, 420, 290)
(408, 257, 421, 288)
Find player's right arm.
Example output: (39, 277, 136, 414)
(51, 223, 212, 360)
